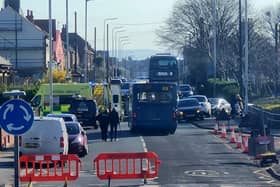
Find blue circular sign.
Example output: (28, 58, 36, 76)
(0, 99, 34, 135)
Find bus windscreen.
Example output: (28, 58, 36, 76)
(136, 91, 173, 103)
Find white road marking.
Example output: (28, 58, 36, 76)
(140, 136, 148, 152)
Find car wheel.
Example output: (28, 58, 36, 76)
(170, 129, 176, 134)
(79, 146, 88, 157)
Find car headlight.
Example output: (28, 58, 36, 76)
(178, 111, 184, 116)
(196, 109, 200, 113)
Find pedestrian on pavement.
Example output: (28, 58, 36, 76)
(109, 107, 120, 141)
(96, 106, 110, 141)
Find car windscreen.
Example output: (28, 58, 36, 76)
(65, 123, 79, 135)
(179, 86, 191, 91)
(192, 96, 206, 102)
(209, 98, 219, 105)
(178, 99, 199, 107)
(121, 83, 130, 89)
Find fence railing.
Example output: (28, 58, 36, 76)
(247, 105, 280, 128)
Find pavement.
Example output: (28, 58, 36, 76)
(192, 117, 280, 182)
(0, 148, 14, 187)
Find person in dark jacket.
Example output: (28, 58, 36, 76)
(96, 106, 110, 141)
(109, 107, 120, 141)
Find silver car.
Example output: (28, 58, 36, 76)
(189, 95, 211, 117)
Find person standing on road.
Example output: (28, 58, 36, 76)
(109, 107, 120, 141)
(96, 106, 110, 141)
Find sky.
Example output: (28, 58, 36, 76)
(0, 0, 279, 58)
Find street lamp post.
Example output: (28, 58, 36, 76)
(65, 0, 69, 79)
(111, 26, 124, 57)
(49, 0, 53, 114)
(111, 27, 124, 77)
(118, 37, 129, 60)
(84, 0, 94, 83)
(244, 0, 248, 113)
(114, 31, 127, 60)
(121, 42, 132, 78)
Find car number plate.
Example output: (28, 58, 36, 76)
(24, 143, 39, 148)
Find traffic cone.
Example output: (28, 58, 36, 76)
(27, 177, 32, 187)
(236, 132, 242, 149)
(229, 127, 236, 143)
(213, 123, 219, 135)
(63, 177, 67, 187)
(220, 123, 227, 138)
(243, 135, 249, 153)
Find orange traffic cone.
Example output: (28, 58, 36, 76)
(229, 128, 236, 143)
(236, 132, 242, 149)
(63, 177, 68, 187)
(220, 123, 227, 138)
(213, 123, 219, 135)
(243, 135, 249, 153)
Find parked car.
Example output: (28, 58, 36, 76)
(176, 98, 204, 122)
(47, 113, 78, 122)
(178, 84, 193, 98)
(65, 122, 88, 157)
(69, 98, 98, 128)
(208, 98, 232, 117)
(189, 95, 211, 117)
(20, 117, 68, 156)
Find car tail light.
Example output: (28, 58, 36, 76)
(133, 112, 137, 118)
(173, 112, 176, 120)
(19, 136, 22, 147)
(60, 137, 64, 148)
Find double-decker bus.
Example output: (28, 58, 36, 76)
(128, 82, 178, 134)
(149, 53, 179, 83)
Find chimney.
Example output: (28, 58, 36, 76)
(4, 0, 20, 13)
(26, 10, 34, 22)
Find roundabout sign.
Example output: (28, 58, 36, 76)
(0, 99, 34, 135)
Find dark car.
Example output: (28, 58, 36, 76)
(208, 98, 232, 117)
(69, 98, 98, 128)
(65, 122, 88, 157)
(176, 98, 204, 123)
(178, 84, 193, 98)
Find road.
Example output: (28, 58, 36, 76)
(3, 120, 280, 186)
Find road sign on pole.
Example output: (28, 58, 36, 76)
(0, 99, 34, 135)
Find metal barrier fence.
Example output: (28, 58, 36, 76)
(20, 154, 81, 182)
(248, 105, 280, 129)
(94, 152, 160, 185)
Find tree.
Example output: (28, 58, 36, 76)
(157, 0, 239, 87)
(157, 0, 277, 97)
(42, 70, 67, 83)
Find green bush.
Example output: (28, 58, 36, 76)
(199, 78, 239, 100)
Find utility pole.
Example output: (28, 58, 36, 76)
(66, 0, 70, 79)
(84, 0, 88, 83)
(212, 0, 217, 97)
(244, 0, 248, 113)
(94, 27, 96, 82)
(106, 23, 109, 83)
(239, 0, 243, 98)
(49, 0, 53, 114)
(74, 11, 78, 74)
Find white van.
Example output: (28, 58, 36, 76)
(110, 83, 124, 120)
(20, 117, 68, 155)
